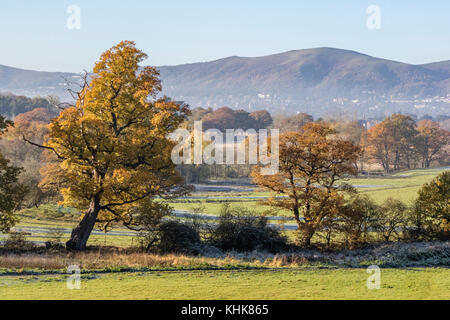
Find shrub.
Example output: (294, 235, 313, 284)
(45, 228, 65, 250)
(3, 231, 35, 252)
(207, 204, 288, 253)
(338, 195, 380, 248)
(138, 221, 202, 255)
(375, 198, 409, 242)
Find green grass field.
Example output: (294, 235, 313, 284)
(1, 268, 448, 300)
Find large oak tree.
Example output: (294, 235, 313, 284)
(25, 41, 190, 250)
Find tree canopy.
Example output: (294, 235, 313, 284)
(413, 171, 449, 240)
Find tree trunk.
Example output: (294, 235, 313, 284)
(299, 225, 315, 247)
(66, 196, 101, 251)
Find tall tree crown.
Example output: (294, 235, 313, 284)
(42, 41, 190, 234)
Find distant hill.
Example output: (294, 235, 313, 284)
(0, 65, 78, 100)
(1, 48, 449, 118)
(421, 60, 450, 73)
(158, 48, 450, 117)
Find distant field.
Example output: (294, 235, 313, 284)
(169, 167, 449, 215)
(351, 167, 449, 204)
(5, 204, 136, 247)
(1, 268, 448, 300)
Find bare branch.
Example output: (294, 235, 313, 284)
(22, 134, 65, 160)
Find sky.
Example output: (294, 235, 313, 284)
(0, 0, 449, 72)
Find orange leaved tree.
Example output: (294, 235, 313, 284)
(416, 120, 449, 168)
(251, 123, 361, 246)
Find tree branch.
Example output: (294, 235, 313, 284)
(22, 135, 65, 160)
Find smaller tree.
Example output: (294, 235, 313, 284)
(376, 198, 408, 242)
(366, 114, 418, 172)
(416, 120, 449, 168)
(366, 121, 394, 172)
(339, 194, 379, 248)
(410, 171, 450, 240)
(252, 122, 361, 246)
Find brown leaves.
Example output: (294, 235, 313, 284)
(251, 122, 361, 246)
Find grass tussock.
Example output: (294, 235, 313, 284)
(0, 250, 259, 271)
(1, 241, 448, 272)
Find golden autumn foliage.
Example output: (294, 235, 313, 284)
(34, 41, 190, 250)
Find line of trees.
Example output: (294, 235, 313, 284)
(3, 102, 448, 187)
(366, 114, 449, 172)
(251, 122, 449, 247)
(188, 106, 273, 131)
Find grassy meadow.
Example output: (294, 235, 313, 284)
(1, 268, 449, 300)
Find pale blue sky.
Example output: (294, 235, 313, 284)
(0, 0, 449, 72)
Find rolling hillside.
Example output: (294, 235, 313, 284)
(1, 48, 449, 117)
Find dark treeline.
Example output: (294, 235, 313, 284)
(187, 106, 273, 131)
